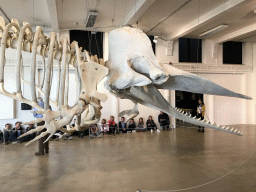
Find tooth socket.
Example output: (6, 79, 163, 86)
(207, 121, 210, 124)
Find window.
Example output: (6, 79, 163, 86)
(70, 30, 104, 59)
(223, 41, 242, 64)
(148, 35, 156, 54)
(179, 38, 202, 63)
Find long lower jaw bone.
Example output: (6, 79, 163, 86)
(128, 85, 243, 136)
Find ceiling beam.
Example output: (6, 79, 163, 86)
(122, 0, 156, 26)
(167, 0, 248, 41)
(0, 7, 11, 23)
(213, 23, 256, 44)
(45, 0, 59, 31)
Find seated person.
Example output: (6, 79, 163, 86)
(158, 111, 170, 130)
(71, 119, 79, 137)
(9, 122, 23, 143)
(146, 115, 160, 132)
(100, 119, 109, 134)
(0, 123, 12, 144)
(22, 124, 36, 142)
(53, 129, 65, 140)
(108, 116, 117, 134)
(136, 117, 147, 132)
(90, 124, 102, 138)
(127, 119, 136, 132)
(118, 117, 127, 133)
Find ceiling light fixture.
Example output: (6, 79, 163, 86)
(85, 11, 98, 28)
(199, 25, 228, 38)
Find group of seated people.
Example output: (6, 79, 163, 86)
(0, 122, 36, 144)
(0, 112, 170, 142)
(96, 111, 170, 136)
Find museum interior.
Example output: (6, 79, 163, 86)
(1, 0, 256, 191)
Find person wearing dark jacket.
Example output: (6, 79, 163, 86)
(127, 119, 136, 132)
(9, 122, 23, 143)
(118, 117, 127, 133)
(22, 124, 36, 142)
(146, 115, 160, 132)
(158, 111, 170, 130)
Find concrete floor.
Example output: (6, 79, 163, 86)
(1, 125, 256, 192)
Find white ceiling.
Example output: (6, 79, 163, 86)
(1, 0, 256, 42)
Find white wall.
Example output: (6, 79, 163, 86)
(155, 37, 255, 126)
(198, 73, 246, 125)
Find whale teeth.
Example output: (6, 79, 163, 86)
(185, 112, 188, 116)
(189, 114, 192, 117)
(217, 124, 221, 127)
(226, 127, 229, 130)
(175, 107, 178, 110)
(193, 116, 197, 119)
(234, 129, 237, 133)
(241, 132, 244, 135)
(221, 126, 225, 129)
(230, 128, 233, 131)
(238, 131, 241, 134)
(197, 118, 201, 121)
(182, 111, 185, 114)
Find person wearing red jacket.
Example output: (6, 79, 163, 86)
(108, 116, 117, 135)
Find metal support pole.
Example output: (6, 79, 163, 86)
(173, 126, 175, 146)
(3, 129, 5, 145)
(89, 128, 90, 141)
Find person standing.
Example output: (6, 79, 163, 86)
(33, 97, 52, 155)
(197, 99, 205, 132)
(158, 111, 170, 130)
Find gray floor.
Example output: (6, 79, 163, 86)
(1, 125, 256, 192)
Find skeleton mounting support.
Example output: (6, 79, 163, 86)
(0, 17, 252, 147)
